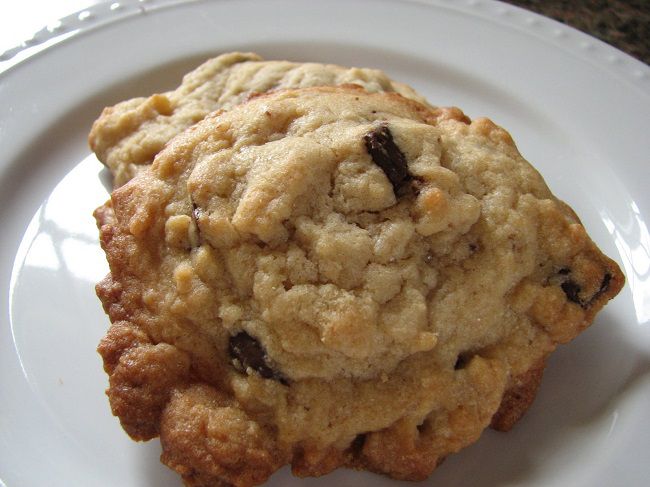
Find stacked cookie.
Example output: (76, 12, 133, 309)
(91, 52, 623, 487)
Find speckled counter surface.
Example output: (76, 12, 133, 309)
(503, 0, 650, 65)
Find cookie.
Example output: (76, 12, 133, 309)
(94, 86, 624, 486)
(89, 52, 429, 187)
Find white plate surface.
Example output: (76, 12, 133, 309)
(1, 1, 649, 486)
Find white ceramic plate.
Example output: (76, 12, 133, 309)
(1, 1, 649, 486)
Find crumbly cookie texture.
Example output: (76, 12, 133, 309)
(89, 52, 430, 187)
(95, 86, 624, 486)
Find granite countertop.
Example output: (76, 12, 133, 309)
(503, 0, 650, 65)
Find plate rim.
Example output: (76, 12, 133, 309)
(1, 0, 649, 93)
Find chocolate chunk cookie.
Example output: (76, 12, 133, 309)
(94, 86, 623, 486)
(89, 52, 430, 187)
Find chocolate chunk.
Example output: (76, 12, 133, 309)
(588, 272, 612, 306)
(229, 332, 287, 384)
(350, 434, 366, 455)
(454, 352, 473, 370)
(561, 280, 582, 304)
(363, 124, 411, 194)
(560, 272, 612, 309)
(599, 273, 612, 294)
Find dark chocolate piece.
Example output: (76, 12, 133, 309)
(588, 272, 612, 306)
(561, 280, 582, 305)
(363, 124, 411, 194)
(454, 352, 473, 370)
(560, 272, 613, 309)
(229, 331, 287, 384)
(350, 434, 366, 455)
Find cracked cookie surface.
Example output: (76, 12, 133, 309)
(89, 52, 429, 187)
(95, 86, 624, 486)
